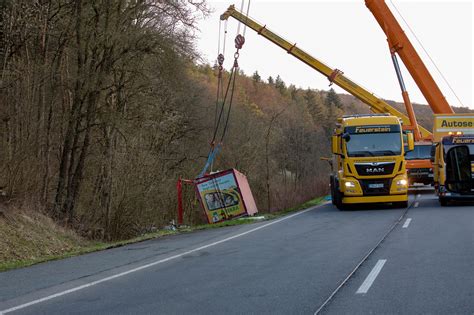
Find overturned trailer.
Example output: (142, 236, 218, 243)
(195, 169, 258, 223)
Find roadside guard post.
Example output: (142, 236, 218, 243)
(177, 177, 194, 226)
(195, 169, 258, 224)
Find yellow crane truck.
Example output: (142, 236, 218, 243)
(221, 5, 414, 209)
(330, 114, 413, 210)
(220, 5, 431, 189)
(431, 114, 474, 206)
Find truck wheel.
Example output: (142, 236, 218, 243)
(393, 201, 408, 208)
(333, 186, 348, 211)
(440, 198, 449, 207)
(336, 202, 349, 211)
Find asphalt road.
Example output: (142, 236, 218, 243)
(1, 190, 473, 314)
(322, 191, 474, 314)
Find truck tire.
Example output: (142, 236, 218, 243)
(336, 202, 349, 211)
(440, 198, 449, 207)
(333, 185, 348, 211)
(392, 201, 408, 208)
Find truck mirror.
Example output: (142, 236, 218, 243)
(342, 132, 351, 142)
(406, 133, 414, 151)
(320, 157, 333, 168)
(331, 135, 340, 155)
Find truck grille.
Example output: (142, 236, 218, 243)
(360, 179, 392, 196)
(355, 162, 395, 176)
(407, 168, 432, 177)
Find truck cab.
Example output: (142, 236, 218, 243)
(330, 114, 413, 210)
(431, 114, 474, 206)
(404, 141, 434, 186)
(432, 135, 474, 206)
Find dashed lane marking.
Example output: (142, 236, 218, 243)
(414, 202, 419, 208)
(402, 218, 412, 228)
(356, 259, 387, 294)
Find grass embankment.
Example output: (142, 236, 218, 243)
(0, 208, 88, 271)
(0, 196, 326, 272)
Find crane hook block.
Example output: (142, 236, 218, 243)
(217, 53, 225, 66)
(235, 34, 245, 50)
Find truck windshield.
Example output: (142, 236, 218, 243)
(404, 144, 432, 160)
(346, 133, 402, 157)
(444, 144, 474, 156)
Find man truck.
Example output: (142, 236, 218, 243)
(330, 114, 413, 210)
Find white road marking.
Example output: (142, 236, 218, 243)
(414, 202, 419, 208)
(0, 207, 317, 314)
(356, 259, 387, 294)
(402, 218, 412, 228)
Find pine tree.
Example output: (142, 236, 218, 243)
(252, 71, 261, 83)
(275, 75, 286, 94)
(305, 88, 326, 123)
(288, 84, 298, 100)
(324, 88, 342, 109)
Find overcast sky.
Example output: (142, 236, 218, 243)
(196, 0, 473, 109)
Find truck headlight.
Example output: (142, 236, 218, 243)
(345, 181, 356, 188)
(397, 179, 408, 186)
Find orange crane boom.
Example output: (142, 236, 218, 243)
(365, 0, 454, 114)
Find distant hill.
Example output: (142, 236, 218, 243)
(337, 93, 474, 131)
